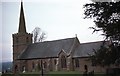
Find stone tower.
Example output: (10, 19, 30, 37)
(12, 2, 32, 72)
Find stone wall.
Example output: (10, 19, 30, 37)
(18, 57, 119, 73)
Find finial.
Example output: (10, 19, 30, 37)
(21, 0, 23, 5)
(75, 34, 77, 37)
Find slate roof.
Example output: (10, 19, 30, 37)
(18, 37, 106, 60)
(18, 37, 76, 60)
(73, 41, 104, 57)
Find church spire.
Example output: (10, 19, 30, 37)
(18, 1, 27, 34)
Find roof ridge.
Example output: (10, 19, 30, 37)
(32, 37, 76, 44)
(80, 41, 104, 45)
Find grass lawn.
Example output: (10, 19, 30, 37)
(48, 71, 81, 74)
(1, 71, 106, 76)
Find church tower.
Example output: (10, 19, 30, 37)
(12, 2, 32, 72)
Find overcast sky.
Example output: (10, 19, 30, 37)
(1, 0, 105, 62)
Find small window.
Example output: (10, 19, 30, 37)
(61, 55, 67, 68)
(16, 37, 18, 43)
(32, 62, 35, 69)
(43, 62, 47, 68)
(75, 58, 79, 67)
(15, 65, 18, 72)
(91, 60, 96, 66)
(26, 37, 29, 43)
(38, 62, 41, 71)
(54, 59, 57, 65)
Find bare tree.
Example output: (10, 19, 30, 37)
(38, 32, 47, 42)
(32, 27, 47, 43)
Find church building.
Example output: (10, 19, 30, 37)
(12, 2, 109, 73)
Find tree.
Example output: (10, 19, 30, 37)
(90, 44, 119, 66)
(84, 1, 120, 44)
(83, 1, 120, 66)
(32, 27, 47, 43)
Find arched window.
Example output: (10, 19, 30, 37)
(61, 55, 67, 68)
(38, 62, 41, 71)
(84, 64, 88, 72)
(32, 62, 35, 69)
(43, 62, 47, 68)
(75, 58, 79, 67)
(91, 60, 96, 66)
(15, 65, 18, 72)
(54, 59, 57, 65)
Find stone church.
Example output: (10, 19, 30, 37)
(12, 2, 109, 73)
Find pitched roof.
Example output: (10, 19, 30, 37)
(18, 37, 107, 60)
(73, 41, 104, 57)
(18, 37, 77, 60)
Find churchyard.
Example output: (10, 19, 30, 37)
(1, 71, 105, 76)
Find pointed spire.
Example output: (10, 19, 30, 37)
(18, 1, 27, 34)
